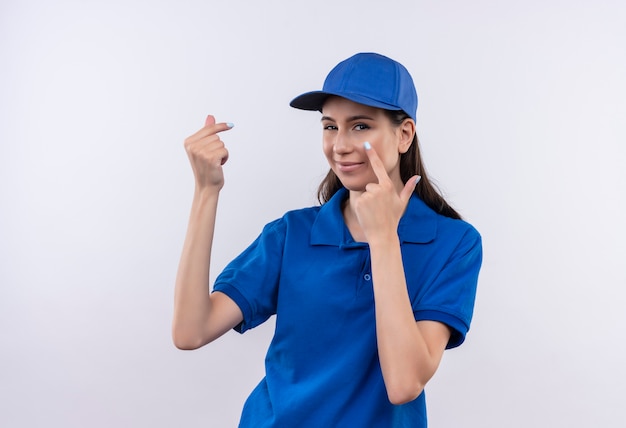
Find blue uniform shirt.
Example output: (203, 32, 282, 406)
(213, 188, 482, 427)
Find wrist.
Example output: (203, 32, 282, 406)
(194, 185, 221, 200)
(367, 232, 400, 250)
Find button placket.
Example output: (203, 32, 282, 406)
(355, 249, 373, 296)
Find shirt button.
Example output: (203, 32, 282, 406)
(364, 273, 371, 281)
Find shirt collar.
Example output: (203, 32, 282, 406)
(311, 187, 438, 246)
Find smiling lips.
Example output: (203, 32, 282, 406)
(336, 161, 365, 172)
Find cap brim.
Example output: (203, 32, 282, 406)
(290, 91, 403, 114)
(289, 91, 331, 112)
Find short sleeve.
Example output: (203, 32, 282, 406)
(213, 219, 285, 333)
(413, 226, 482, 349)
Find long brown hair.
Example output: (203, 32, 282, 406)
(317, 109, 462, 220)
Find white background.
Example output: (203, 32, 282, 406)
(1, 1, 625, 427)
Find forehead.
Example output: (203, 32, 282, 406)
(321, 96, 384, 119)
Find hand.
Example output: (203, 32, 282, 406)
(352, 143, 420, 243)
(183, 115, 234, 191)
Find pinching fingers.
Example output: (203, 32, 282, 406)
(205, 115, 235, 132)
(187, 116, 234, 143)
(206, 120, 235, 135)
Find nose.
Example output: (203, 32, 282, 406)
(333, 129, 354, 154)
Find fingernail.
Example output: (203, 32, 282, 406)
(415, 176, 422, 185)
(363, 141, 371, 150)
(227, 122, 235, 128)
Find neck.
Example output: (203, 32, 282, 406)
(342, 193, 367, 243)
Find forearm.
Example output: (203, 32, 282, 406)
(172, 188, 220, 348)
(370, 235, 444, 404)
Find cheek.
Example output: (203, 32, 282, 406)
(322, 138, 333, 157)
(378, 140, 402, 169)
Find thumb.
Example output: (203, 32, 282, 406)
(205, 114, 216, 127)
(400, 175, 421, 204)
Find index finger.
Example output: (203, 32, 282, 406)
(187, 121, 234, 143)
(363, 141, 391, 184)
(203, 118, 234, 134)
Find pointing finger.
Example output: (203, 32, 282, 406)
(363, 141, 391, 185)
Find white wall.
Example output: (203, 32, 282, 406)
(1, 1, 625, 426)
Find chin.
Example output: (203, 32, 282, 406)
(339, 181, 367, 193)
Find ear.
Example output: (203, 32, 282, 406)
(397, 118, 415, 154)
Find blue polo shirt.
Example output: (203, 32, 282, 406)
(213, 187, 482, 427)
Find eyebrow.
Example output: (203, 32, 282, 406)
(320, 114, 376, 122)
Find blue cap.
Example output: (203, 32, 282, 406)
(290, 52, 418, 121)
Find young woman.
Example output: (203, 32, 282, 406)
(173, 52, 482, 427)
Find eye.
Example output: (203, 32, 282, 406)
(323, 124, 338, 131)
(354, 123, 370, 131)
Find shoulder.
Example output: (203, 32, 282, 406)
(260, 205, 322, 237)
(281, 205, 322, 222)
(401, 195, 480, 246)
(438, 214, 481, 245)
(432, 215, 482, 274)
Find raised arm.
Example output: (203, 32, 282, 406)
(172, 115, 243, 350)
(353, 143, 451, 405)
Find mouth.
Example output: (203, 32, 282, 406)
(336, 161, 365, 173)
